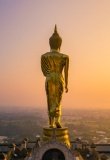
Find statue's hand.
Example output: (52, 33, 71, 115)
(65, 86, 68, 93)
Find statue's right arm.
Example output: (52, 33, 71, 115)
(64, 55, 69, 93)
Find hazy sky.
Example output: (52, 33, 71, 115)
(0, 0, 110, 109)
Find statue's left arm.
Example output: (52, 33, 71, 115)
(41, 55, 49, 77)
(64, 56, 69, 93)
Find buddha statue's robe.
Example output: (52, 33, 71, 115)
(41, 50, 69, 118)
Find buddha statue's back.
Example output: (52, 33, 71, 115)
(41, 25, 69, 128)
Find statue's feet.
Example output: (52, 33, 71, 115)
(49, 125, 54, 128)
(55, 122, 62, 128)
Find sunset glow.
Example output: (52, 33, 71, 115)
(0, 0, 110, 109)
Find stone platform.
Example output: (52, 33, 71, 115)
(42, 127, 70, 148)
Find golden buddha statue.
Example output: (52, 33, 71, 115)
(41, 25, 69, 128)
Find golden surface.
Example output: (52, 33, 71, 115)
(41, 50, 69, 127)
(41, 26, 69, 128)
(42, 127, 70, 148)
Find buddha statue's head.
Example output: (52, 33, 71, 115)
(49, 25, 62, 50)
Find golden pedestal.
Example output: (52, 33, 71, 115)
(42, 127, 70, 148)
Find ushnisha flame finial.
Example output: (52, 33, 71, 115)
(49, 24, 62, 50)
(54, 24, 58, 33)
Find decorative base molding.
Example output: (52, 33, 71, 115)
(42, 127, 70, 148)
(32, 127, 75, 160)
(32, 140, 75, 160)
